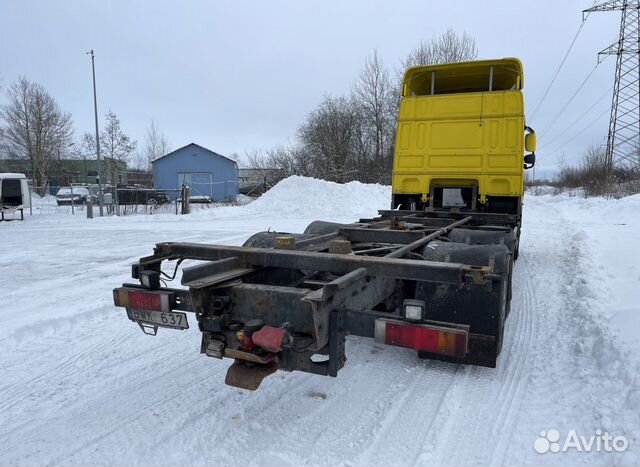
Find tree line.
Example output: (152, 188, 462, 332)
(0, 78, 171, 194)
(0, 28, 478, 194)
(247, 29, 478, 184)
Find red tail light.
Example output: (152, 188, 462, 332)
(374, 318, 468, 358)
(113, 288, 174, 312)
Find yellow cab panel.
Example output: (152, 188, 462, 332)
(392, 58, 530, 216)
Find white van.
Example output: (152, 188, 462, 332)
(0, 173, 31, 221)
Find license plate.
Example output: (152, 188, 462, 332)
(442, 188, 466, 207)
(127, 309, 189, 329)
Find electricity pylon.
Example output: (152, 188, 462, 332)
(584, 0, 640, 175)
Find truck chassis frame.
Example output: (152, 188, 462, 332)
(114, 210, 518, 390)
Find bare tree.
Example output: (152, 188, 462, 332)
(73, 132, 97, 160)
(0, 81, 4, 159)
(352, 50, 396, 181)
(298, 95, 359, 181)
(246, 146, 311, 178)
(402, 28, 478, 69)
(227, 152, 243, 165)
(0, 126, 6, 160)
(101, 110, 137, 185)
(142, 120, 171, 170)
(245, 32, 478, 186)
(0, 77, 73, 194)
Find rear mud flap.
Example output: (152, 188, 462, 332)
(225, 359, 279, 391)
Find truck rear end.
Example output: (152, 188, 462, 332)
(392, 58, 535, 236)
(113, 58, 534, 390)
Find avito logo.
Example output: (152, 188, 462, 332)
(534, 429, 629, 454)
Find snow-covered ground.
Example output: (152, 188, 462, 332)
(1, 177, 638, 467)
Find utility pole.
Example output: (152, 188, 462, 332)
(584, 0, 640, 178)
(87, 49, 104, 216)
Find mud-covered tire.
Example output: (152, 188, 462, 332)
(242, 232, 292, 248)
(418, 241, 510, 363)
(303, 220, 350, 236)
(448, 228, 518, 256)
(505, 254, 514, 319)
(242, 231, 323, 248)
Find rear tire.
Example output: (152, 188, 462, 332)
(505, 254, 514, 319)
(303, 220, 349, 236)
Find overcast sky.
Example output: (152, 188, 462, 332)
(0, 0, 619, 174)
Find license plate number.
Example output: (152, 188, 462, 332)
(127, 309, 188, 329)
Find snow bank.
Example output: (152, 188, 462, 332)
(242, 176, 390, 218)
(189, 176, 391, 221)
(539, 194, 640, 352)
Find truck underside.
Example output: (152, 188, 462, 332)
(113, 209, 519, 390)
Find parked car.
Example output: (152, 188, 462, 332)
(114, 186, 170, 206)
(56, 187, 93, 206)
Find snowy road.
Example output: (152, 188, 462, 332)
(1, 179, 638, 467)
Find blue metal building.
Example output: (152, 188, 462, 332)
(152, 143, 239, 201)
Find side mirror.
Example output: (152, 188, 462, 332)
(525, 132, 537, 152)
(524, 152, 536, 169)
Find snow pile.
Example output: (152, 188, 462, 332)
(542, 193, 640, 352)
(243, 176, 391, 218)
(235, 194, 254, 206)
(188, 176, 391, 221)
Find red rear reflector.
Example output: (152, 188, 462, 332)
(374, 318, 468, 358)
(113, 288, 174, 312)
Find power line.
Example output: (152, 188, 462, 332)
(542, 85, 613, 148)
(547, 106, 610, 156)
(529, 1, 597, 123)
(539, 59, 607, 136)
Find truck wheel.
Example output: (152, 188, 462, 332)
(242, 232, 281, 248)
(496, 286, 506, 355)
(448, 228, 518, 257)
(418, 241, 510, 364)
(303, 221, 349, 236)
(505, 255, 514, 319)
(242, 232, 308, 248)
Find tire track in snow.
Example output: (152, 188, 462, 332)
(1, 348, 227, 465)
(50, 358, 226, 467)
(188, 341, 425, 466)
(0, 322, 135, 417)
(408, 252, 539, 467)
(486, 256, 537, 465)
(354, 361, 460, 467)
(301, 349, 458, 467)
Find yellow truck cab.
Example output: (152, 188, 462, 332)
(392, 58, 536, 219)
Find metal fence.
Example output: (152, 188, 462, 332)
(27, 181, 244, 218)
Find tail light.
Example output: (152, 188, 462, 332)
(374, 318, 468, 358)
(113, 287, 175, 312)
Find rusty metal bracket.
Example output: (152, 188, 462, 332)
(225, 359, 278, 391)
